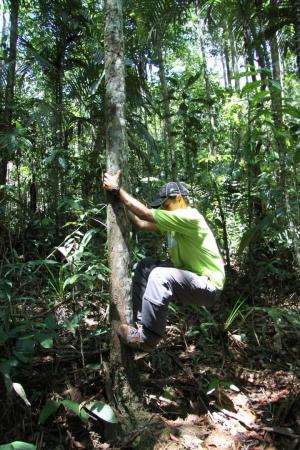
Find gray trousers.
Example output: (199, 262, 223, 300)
(132, 257, 220, 338)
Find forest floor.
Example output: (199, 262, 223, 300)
(1, 282, 300, 450)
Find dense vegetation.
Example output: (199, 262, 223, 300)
(0, 0, 299, 448)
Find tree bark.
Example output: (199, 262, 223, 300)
(0, 0, 19, 208)
(239, 0, 256, 81)
(291, 0, 300, 78)
(229, 30, 240, 91)
(269, 22, 300, 268)
(104, 0, 143, 440)
(199, 22, 231, 268)
(222, 31, 232, 88)
(157, 41, 176, 180)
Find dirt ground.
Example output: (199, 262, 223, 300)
(1, 292, 300, 450)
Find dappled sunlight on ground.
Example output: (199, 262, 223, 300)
(1, 292, 300, 449)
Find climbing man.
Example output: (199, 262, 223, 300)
(103, 171, 225, 351)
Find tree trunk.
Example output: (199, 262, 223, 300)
(199, 23, 231, 269)
(213, 179, 231, 269)
(229, 30, 240, 91)
(239, 1, 256, 81)
(221, 49, 229, 89)
(104, 0, 143, 440)
(291, 0, 300, 78)
(269, 23, 300, 268)
(157, 41, 176, 180)
(0, 0, 19, 209)
(222, 31, 232, 88)
(49, 32, 66, 232)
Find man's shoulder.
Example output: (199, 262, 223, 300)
(153, 207, 202, 225)
(175, 207, 201, 219)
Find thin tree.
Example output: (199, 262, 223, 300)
(291, 0, 300, 78)
(0, 0, 19, 211)
(104, 0, 145, 439)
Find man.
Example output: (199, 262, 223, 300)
(103, 172, 225, 352)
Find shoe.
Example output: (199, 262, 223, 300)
(117, 324, 157, 352)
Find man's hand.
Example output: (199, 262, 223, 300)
(103, 170, 121, 191)
(103, 171, 155, 224)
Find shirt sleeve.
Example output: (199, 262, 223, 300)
(152, 209, 207, 238)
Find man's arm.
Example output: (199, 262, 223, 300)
(103, 171, 156, 224)
(127, 211, 158, 232)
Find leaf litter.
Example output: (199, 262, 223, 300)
(1, 292, 300, 449)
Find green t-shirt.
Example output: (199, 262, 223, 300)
(152, 207, 225, 290)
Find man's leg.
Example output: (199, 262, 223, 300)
(141, 267, 220, 339)
(118, 258, 172, 351)
(119, 265, 219, 350)
(132, 257, 171, 323)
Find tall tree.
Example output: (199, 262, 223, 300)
(292, 0, 300, 77)
(269, 6, 300, 268)
(0, 0, 19, 211)
(104, 0, 142, 437)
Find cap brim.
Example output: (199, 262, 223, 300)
(150, 197, 165, 208)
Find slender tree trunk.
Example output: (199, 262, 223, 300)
(270, 25, 300, 268)
(1, 4, 8, 63)
(0, 0, 19, 209)
(213, 180, 231, 269)
(104, 0, 142, 439)
(157, 41, 176, 180)
(291, 0, 300, 78)
(199, 28, 216, 150)
(229, 30, 240, 91)
(221, 49, 228, 89)
(49, 33, 66, 231)
(222, 32, 232, 88)
(199, 23, 231, 268)
(239, 1, 256, 81)
(247, 5, 269, 223)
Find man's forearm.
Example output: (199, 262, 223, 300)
(127, 210, 158, 231)
(118, 188, 154, 222)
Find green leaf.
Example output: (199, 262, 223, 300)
(184, 72, 201, 89)
(40, 337, 53, 349)
(85, 401, 118, 423)
(38, 400, 61, 425)
(241, 80, 262, 95)
(269, 79, 282, 91)
(232, 68, 271, 79)
(43, 149, 59, 165)
(62, 400, 89, 424)
(295, 148, 300, 165)
(163, 386, 175, 400)
(63, 274, 82, 289)
(0, 442, 36, 450)
(12, 382, 31, 406)
(15, 336, 35, 355)
(58, 156, 67, 169)
(0, 359, 18, 377)
(207, 377, 220, 394)
(0, 328, 8, 343)
(283, 105, 300, 119)
(85, 363, 102, 370)
(45, 314, 57, 330)
(64, 311, 87, 334)
(237, 226, 259, 255)
(237, 214, 275, 255)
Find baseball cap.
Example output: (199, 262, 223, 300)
(150, 181, 189, 208)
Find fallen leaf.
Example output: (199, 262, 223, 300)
(204, 430, 235, 449)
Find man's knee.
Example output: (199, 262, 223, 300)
(148, 266, 170, 285)
(145, 267, 173, 306)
